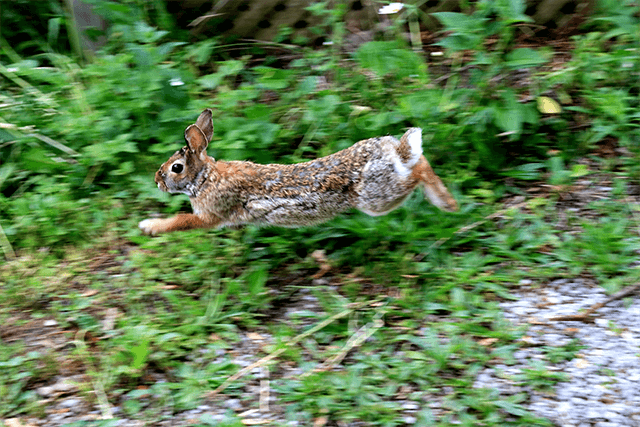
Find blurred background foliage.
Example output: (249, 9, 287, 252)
(0, 0, 638, 251)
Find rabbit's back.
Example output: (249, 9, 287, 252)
(200, 134, 422, 227)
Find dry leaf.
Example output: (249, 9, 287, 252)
(4, 419, 36, 427)
(537, 96, 562, 114)
(574, 358, 589, 369)
(102, 307, 119, 332)
(478, 338, 498, 346)
(247, 332, 264, 341)
(313, 416, 329, 427)
(81, 289, 99, 297)
(241, 420, 272, 425)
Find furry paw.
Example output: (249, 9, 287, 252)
(139, 218, 166, 235)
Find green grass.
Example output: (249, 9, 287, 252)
(1, 0, 640, 425)
(4, 194, 640, 424)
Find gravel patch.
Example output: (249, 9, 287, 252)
(474, 278, 640, 427)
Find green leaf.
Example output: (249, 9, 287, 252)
(130, 340, 150, 370)
(571, 164, 589, 178)
(494, 399, 530, 416)
(355, 41, 427, 78)
(157, 42, 186, 60)
(22, 148, 67, 172)
(503, 163, 545, 180)
(254, 66, 294, 90)
(398, 91, 438, 118)
(198, 60, 244, 89)
(494, 92, 524, 135)
(506, 48, 548, 69)
(437, 34, 482, 52)
(432, 12, 484, 32)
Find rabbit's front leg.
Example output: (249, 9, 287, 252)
(139, 213, 220, 235)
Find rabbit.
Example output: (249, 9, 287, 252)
(139, 108, 457, 235)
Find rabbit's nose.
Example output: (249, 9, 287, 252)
(154, 170, 163, 183)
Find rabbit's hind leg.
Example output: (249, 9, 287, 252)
(412, 156, 458, 212)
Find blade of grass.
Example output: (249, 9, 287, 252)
(208, 299, 381, 396)
(0, 222, 16, 260)
(73, 329, 113, 419)
(303, 308, 386, 376)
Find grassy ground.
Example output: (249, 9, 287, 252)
(1, 1, 640, 425)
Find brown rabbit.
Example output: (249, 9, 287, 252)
(139, 109, 457, 235)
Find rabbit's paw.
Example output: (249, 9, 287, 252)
(139, 218, 168, 235)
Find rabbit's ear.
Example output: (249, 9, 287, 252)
(195, 109, 213, 143)
(185, 124, 208, 157)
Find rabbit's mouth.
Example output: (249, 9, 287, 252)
(157, 181, 168, 192)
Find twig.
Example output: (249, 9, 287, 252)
(303, 310, 386, 377)
(0, 221, 16, 260)
(30, 133, 80, 157)
(550, 283, 640, 323)
(419, 201, 529, 258)
(259, 366, 269, 413)
(430, 64, 475, 86)
(208, 300, 378, 396)
(73, 330, 113, 419)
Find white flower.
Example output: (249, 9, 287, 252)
(169, 77, 184, 87)
(378, 2, 404, 14)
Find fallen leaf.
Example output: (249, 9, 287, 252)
(247, 332, 264, 341)
(574, 358, 589, 369)
(313, 416, 328, 427)
(537, 96, 562, 114)
(478, 338, 498, 346)
(4, 419, 36, 427)
(241, 420, 272, 425)
(102, 307, 120, 332)
(81, 289, 99, 297)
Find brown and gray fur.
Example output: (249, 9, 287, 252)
(139, 109, 457, 235)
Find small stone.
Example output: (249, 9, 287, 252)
(54, 379, 78, 393)
(402, 401, 419, 410)
(43, 319, 58, 327)
(49, 412, 69, 423)
(224, 398, 242, 411)
(556, 401, 572, 414)
(36, 386, 54, 397)
(59, 397, 81, 409)
(585, 408, 603, 419)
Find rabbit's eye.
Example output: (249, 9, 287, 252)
(171, 163, 184, 174)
